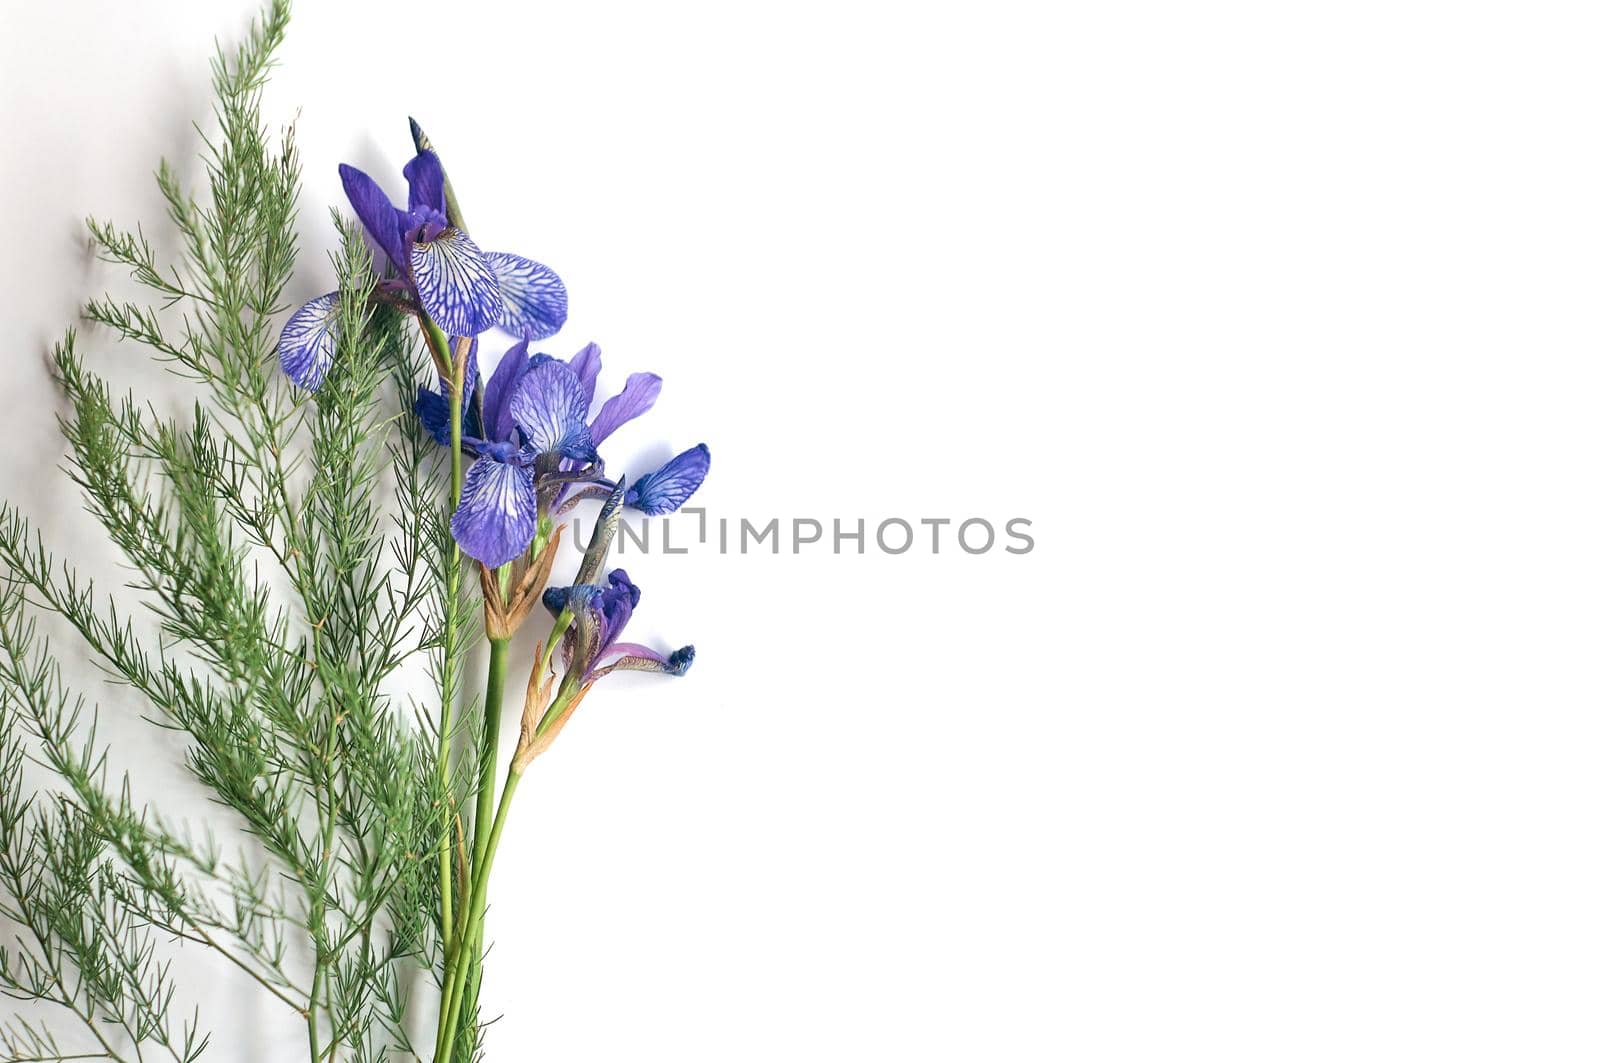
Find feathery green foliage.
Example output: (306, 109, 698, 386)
(0, 3, 462, 1058)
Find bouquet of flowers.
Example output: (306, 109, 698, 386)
(0, 4, 707, 1060)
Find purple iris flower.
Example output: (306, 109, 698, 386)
(543, 570, 694, 683)
(276, 136, 567, 391)
(416, 342, 710, 567)
(416, 341, 600, 567)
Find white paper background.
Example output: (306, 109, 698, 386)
(3, 1, 1598, 1060)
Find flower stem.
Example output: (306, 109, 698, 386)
(537, 610, 572, 698)
(435, 635, 509, 1060)
(474, 638, 510, 875)
(434, 316, 465, 962)
(437, 767, 522, 1062)
(447, 337, 466, 505)
(307, 965, 321, 1062)
(435, 673, 577, 1061)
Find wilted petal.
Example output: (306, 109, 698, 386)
(338, 165, 405, 269)
(589, 372, 662, 446)
(568, 342, 602, 410)
(508, 355, 598, 461)
(403, 150, 447, 216)
(484, 340, 534, 442)
(594, 643, 694, 678)
(598, 642, 667, 667)
(625, 444, 710, 515)
(562, 584, 606, 675)
(486, 252, 568, 341)
(450, 457, 539, 567)
(554, 484, 615, 517)
(410, 229, 504, 337)
(278, 291, 340, 390)
(595, 568, 640, 657)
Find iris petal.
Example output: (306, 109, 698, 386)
(595, 573, 637, 660)
(484, 340, 534, 442)
(277, 291, 340, 391)
(508, 355, 598, 462)
(410, 228, 504, 337)
(338, 165, 405, 269)
(589, 372, 663, 446)
(486, 252, 568, 341)
(450, 456, 539, 567)
(417, 346, 484, 447)
(562, 584, 605, 675)
(568, 342, 602, 411)
(594, 643, 694, 677)
(414, 386, 452, 446)
(544, 570, 691, 682)
(625, 444, 710, 515)
(554, 484, 615, 517)
(402, 150, 447, 216)
(598, 642, 666, 667)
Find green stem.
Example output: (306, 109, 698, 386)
(307, 965, 321, 1062)
(436, 678, 578, 1061)
(537, 610, 572, 701)
(474, 639, 510, 875)
(438, 635, 508, 1060)
(447, 345, 466, 506)
(437, 342, 465, 962)
(437, 769, 522, 1062)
